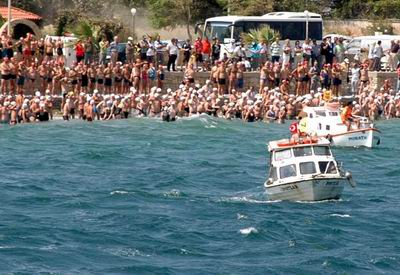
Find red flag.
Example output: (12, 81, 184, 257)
(290, 122, 298, 134)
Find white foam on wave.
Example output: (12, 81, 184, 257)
(239, 227, 258, 235)
(295, 198, 345, 204)
(237, 213, 248, 220)
(110, 190, 129, 195)
(163, 189, 182, 198)
(330, 213, 351, 218)
(221, 196, 281, 204)
(105, 247, 151, 258)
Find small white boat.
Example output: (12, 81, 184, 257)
(265, 137, 356, 201)
(301, 106, 380, 148)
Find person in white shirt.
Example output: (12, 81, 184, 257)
(372, 41, 383, 71)
(282, 39, 292, 67)
(302, 39, 313, 63)
(146, 38, 156, 63)
(154, 36, 166, 66)
(270, 38, 281, 63)
(351, 63, 360, 95)
(167, 38, 179, 71)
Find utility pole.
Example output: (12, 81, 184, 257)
(7, 0, 11, 36)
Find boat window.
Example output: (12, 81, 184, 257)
(318, 161, 337, 174)
(274, 149, 292, 161)
(300, 162, 317, 175)
(279, 164, 297, 179)
(293, 147, 312, 157)
(326, 125, 330, 130)
(315, 110, 326, 117)
(270, 167, 278, 181)
(329, 112, 338, 116)
(313, 146, 331, 156)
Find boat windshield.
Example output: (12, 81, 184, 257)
(293, 147, 312, 157)
(275, 149, 292, 161)
(313, 146, 331, 156)
(270, 167, 278, 181)
(300, 162, 317, 175)
(279, 164, 297, 179)
(318, 161, 337, 174)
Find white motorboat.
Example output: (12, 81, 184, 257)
(300, 105, 380, 148)
(265, 137, 356, 201)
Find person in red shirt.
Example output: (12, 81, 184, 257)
(202, 37, 211, 70)
(194, 37, 203, 68)
(75, 40, 85, 63)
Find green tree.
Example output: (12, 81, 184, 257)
(148, 0, 222, 40)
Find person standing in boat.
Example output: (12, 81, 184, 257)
(341, 102, 360, 131)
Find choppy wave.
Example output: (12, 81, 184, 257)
(0, 117, 399, 273)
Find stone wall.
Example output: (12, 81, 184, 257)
(369, 71, 398, 90)
(162, 71, 261, 89)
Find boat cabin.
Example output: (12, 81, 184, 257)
(303, 106, 343, 134)
(267, 139, 340, 184)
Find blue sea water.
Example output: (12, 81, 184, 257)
(0, 116, 399, 274)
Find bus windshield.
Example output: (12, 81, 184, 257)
(204, 22, 232, 41)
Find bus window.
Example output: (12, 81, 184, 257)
(300, 162, 317, 175)
(205, 22, 232, 41)
(293, 147, 312, 157)
(308, 22, 323, 40)
(281, 22, 304, 40)
(279, 164, 297, 179)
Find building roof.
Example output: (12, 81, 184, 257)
(0, 6, 42, 21)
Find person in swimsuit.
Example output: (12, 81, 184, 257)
(0, 57, 11, 94)
(96, 65, 105, 93)
(141, 62, 149, 94)
(104, 63, 113, 94)
(216, 61, 227, 95)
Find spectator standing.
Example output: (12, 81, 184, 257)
(182, 39, 192, 69)
(302, 39, 312, 63)
(99, 37, 108, 65)
(351, 63, 360, 95)
(167, 38, 179, 71)
(75, 40, 85, 63)
(282, 39, 292, 67)
(109, 36, 119, 64)
(194, 37, 203, 69)
(146, 37, 156, 63)
(202, 37, 211, 71)
(270, 38, 281, 63)
(388, 40, 399, 71)
(372, 41, 383, 71)
(126, 37, 135, 64)
(154, 36, 166, 66)
(139, 36, 149, 61)
(211, 38, 221, 64)
(84, 37, 94, 65)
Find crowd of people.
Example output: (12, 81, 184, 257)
(0, 32, 400, 125)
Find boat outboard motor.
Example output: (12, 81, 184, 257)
(345, 171, 356, 188)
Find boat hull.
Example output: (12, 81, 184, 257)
(330, 129, 377, 148)
(265, 178, 346, 201)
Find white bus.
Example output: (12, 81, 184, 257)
(197, 12, 323, 58)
